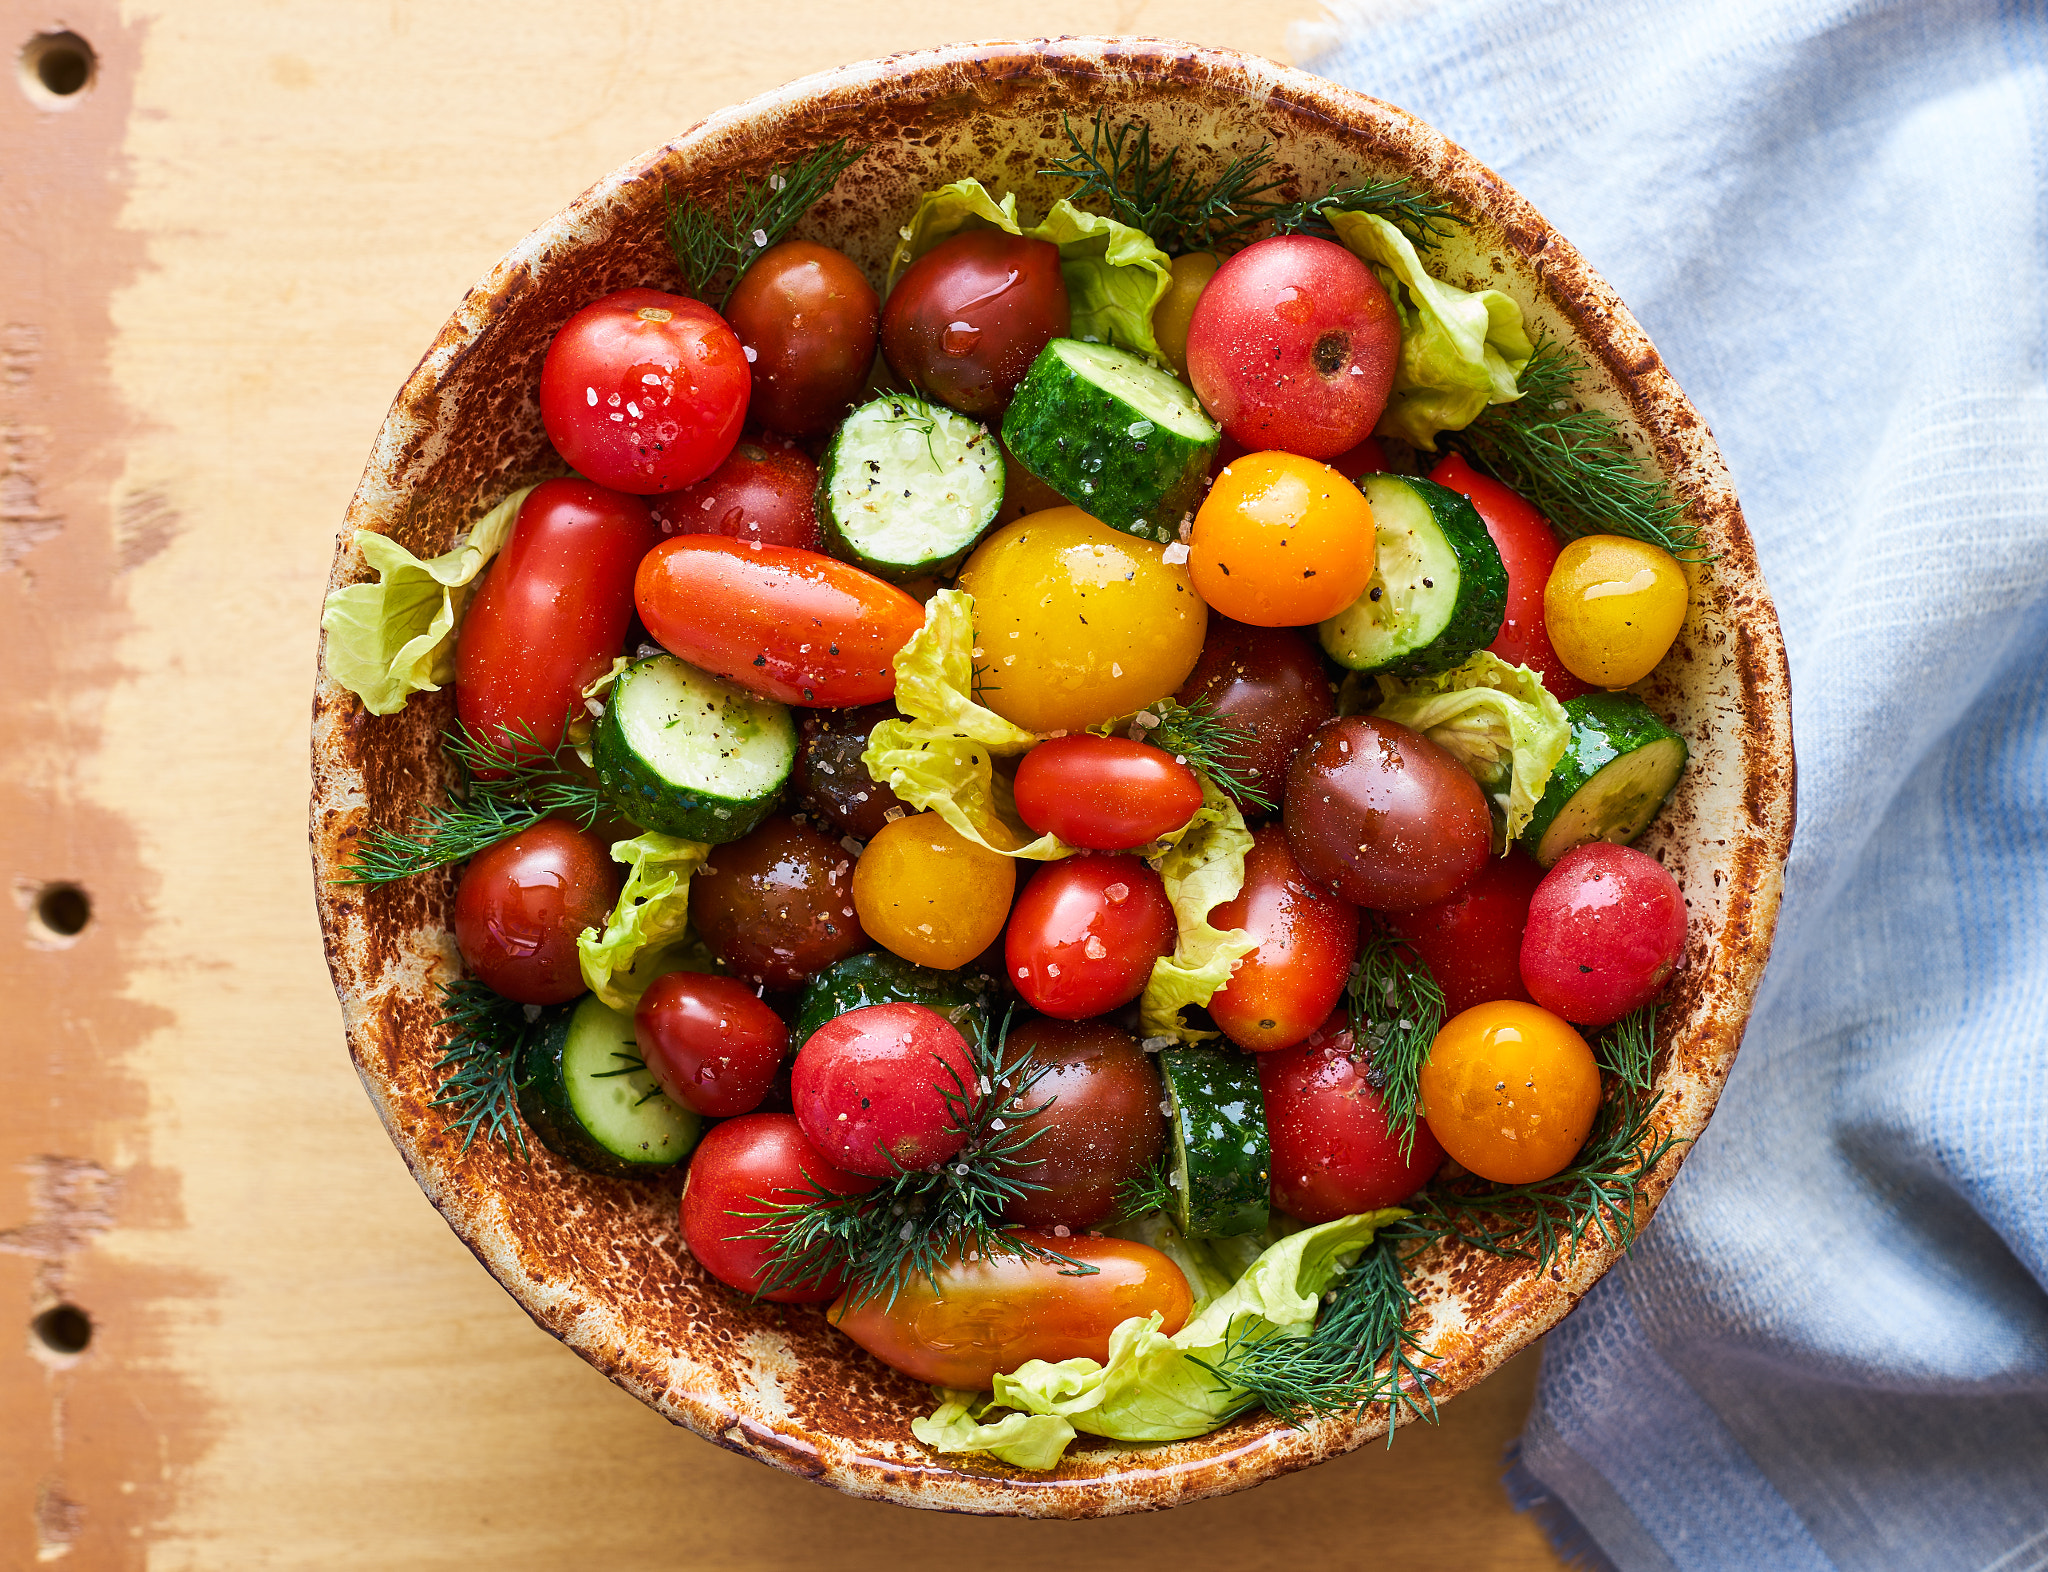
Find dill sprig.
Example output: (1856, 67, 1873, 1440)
(431, 977, 546, 1157)
(1592, 1004, 1659, 1092)
(1268, 177, 1465, 253)
(1447, 336, 1709, 561)
(1347, 919, 1447, 1160)
(1111, 1158, 1177, 1225)
(1041, 113, 1286, 257)
(741, 1011, 1098, 1309)
(1136, 697, 1274, 813)
(664, 140, 865, 308)
(339, 721, 609, 885)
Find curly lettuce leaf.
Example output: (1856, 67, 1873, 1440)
(886, 179, 1022, 293)
(909, 1394, 1076, 1472)
(1023, 200, 1174, 358)
(1372, 652, 1570, 847)
(1323, 210, 1533, 450)
(320, 484, 536, 715)
(1137, 782, 1257, 1042)
(575, 832, 714, 1011)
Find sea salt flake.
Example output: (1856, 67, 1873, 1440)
(1161, 543, 1190, 565)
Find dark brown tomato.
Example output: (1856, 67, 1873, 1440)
(881, 230, 1070, 417)
(1283, 715, 1491, 909)
(1174, 618, 1339, 819)
(452, 822, 623, 1005)
(1206, 824, 1361, 1052)
(996, 1020, 1167, 1229)
(690, 816, 869, 989)
(724, 242, 881, 438)
(649, 435, 823, 552)
(791, 703, 908, 841)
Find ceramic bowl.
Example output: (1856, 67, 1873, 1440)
(310, 36, 1795, 1516)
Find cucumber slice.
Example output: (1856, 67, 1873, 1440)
(1320, 475, 1507, 675)
(517, 994, 701, 1178)
(1159, 1046, 1270, 1239)
(1520, 693, 1689, 867)
(818, 394, 1004, 582)
(1002, 338, 1219, 542)
(791, 950, 994, 1054)
(593, 654, 795, 845)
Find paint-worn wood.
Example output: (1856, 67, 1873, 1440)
(0, 2, 1566, 1565)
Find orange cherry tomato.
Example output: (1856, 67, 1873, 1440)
(1190, 450, 1377, 626)
(828, 1232, 1192, 1387)
(1419, 1001, 1601, 1184)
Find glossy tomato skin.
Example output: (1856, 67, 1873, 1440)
(1545, 536, 1690, 689)
(682, 1113, 878, 1303)
(1427, 454, 1588, 702)
(791, 703, 908, 839)
(1520, 843, 1688, 1026)
(1012, 735, 1206, 850)
(1185, 236, 1401, 460)
(996, 1019, 1167, 1229)
(649, 435, 823, 552)
(1328, 436, 1393, 480)
(538, 288, 749, 494)
(724, 242, 880, 437)
(1260, 1010, 1446, 1221)
(452, 823, 623, 1005)
(829, 1233, 1191, 1386)
(792, 1002, 976, 1176)
(635, 972, 788, 1118)
(881, 230, 1070, 417)
(1284, 716, 1492, 909)
(635, 536, 924, 707)
(1174, 618, 1339, 819)
(1383, 851, 1546, 1017)
(1420, 1001, 1599, 1184)
(690, 816, 868, 989)
(454, 478, 658, 754)
(1190, 450, 1379, 626)
(1207, 825, 1361, 1052)
(1007, 855, 1177, 1019)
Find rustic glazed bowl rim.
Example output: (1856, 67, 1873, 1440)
(312, 35, 1795, 1516)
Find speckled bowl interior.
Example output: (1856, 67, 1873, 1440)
(310, 37, 1795, 1516)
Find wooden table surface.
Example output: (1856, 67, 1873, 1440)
(0, 4, 1566, 1565)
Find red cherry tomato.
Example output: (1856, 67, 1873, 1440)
(881, 230, 1070, 417)
(454, 478, 657, 755)
(723, 242, 880, 437)
(1327, 435, 1393, 480)
(1012, 735, 1206, 850)
(1174, 618, 1340, 820)
(649, 435, 823, 552)
(1185, 235, 1401, 460)
(1006, 855, 1176, 1020)
(634, 536, 925, 707)
(635, 972, 788, 1118)
(538, 288, 750, 494)
(1382, 851, 1546, 1016)
(995, 1020, 1167, 1229)
(1427, 454, 1590, 703)
(829, 1232, 1192, 1386)
(1260, 1009, 1447, 1221)
(681, 1113, 877, 1303)
(1283, 716, 1492, 909)
(451, 822, 623, 1005)
(791, 1002, 976, 1177)
(1520, 843, 1688, 1026)
(1207, 825, 1361, 1052)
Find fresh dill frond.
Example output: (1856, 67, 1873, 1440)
(665, 140, 865, 308)
(1111, 1158, 1177, 1225)
(1592, 1004, 1659, 1092)
(1446, 336, 1709, 561)
(431, 977, 547, 1157)
(1137, 697, 1274, 813)
(1040, 113, 1286, 257)
(1267, 177, 1464, 253)
(1347, 919, 1447, 1160)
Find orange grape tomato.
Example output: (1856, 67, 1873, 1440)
(1190, 451, 1377, 626)
(1419, 1000, 1602, 1184)
(850, 811, 1016, 970)
(1543, 534, 1689, 688)
(828, 1232, 1193, 1388)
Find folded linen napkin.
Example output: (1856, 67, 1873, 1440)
(1302, 3, 2048, 1566)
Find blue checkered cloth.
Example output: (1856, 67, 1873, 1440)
(1303, 2, 2048, 1566)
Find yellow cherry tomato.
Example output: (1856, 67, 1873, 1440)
(1544, 535, 1689, 687)
(1189, 451, 1376, 626)
(1153, 251, 1219, 383)
(852, 811, 1016, 970)
(1419, 1001, 1601, 1184)
(957, 506, 1208, 733)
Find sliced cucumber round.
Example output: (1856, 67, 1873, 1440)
(818, 394, 1004, 582)
(791, 950, 994, 1055)
(1519, 693, 1689, 867)
(1002, 338, 1219, 542)
(1159, 1045, 1270, 1239)
(593, 653, 795, 845)
(1320, 475, 1507, 675)
(517, 994, 701, 1179)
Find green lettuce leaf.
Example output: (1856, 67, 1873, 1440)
(575, 832, 714, 1011)
(1371, 652, 1570, 847)
(319, 484, 537, 715)
(886, 179, 1022, 293)
(1023, 200, 1174, 358)
(1323, 210, 1533, 450)
(909, 1393, 1077, 1472)
(1137, 782, 1258, 1042)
